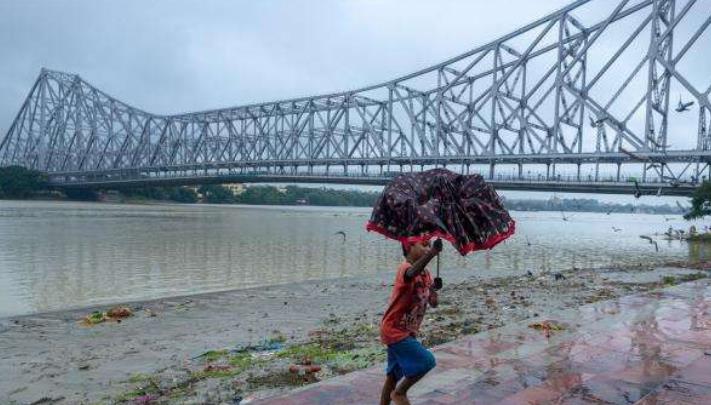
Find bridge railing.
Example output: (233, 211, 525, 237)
(48, 166, 681, 186)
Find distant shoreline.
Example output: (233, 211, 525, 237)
(0, 166, 690, 214)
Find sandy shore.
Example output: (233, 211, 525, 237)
(1, 261, 709, 404)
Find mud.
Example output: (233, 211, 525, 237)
(1, 261, 709, 404)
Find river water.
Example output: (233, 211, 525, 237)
(1, 200, 710, 317)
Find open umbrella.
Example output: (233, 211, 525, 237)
(366, 167, 515, 260)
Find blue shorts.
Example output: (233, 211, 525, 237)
(385, 336, 436, 381)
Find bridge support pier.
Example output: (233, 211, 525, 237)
(489, 162, 495, 180)
(517, 163, 522, 180)
(546, 163, 550, 181)
(616, 163, 621, 182)
(576, 164, 581, 181)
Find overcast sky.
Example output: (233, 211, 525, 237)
(0, 0, 706, 205)
(0, 0, 578, 129)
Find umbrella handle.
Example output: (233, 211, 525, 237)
(434, 254, 443, 290)
(436, 254, 440, 278)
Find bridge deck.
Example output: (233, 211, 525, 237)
(256, 279, 711, 404)
(48, 174, 697, 196)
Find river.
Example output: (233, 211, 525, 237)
(1, 200, 709, 317)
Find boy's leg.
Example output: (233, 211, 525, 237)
(389, 338, 436, 405)
(380, 373, 398, 405)
(390, 374, 426, 405)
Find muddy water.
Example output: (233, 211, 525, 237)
(1, 200, 709, 317)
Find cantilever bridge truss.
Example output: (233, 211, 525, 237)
(1, 0, 710, 194)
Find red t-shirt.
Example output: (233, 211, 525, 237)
(380, 261, 433, 345)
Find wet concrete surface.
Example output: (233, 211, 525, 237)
(257, 279, 711, 404)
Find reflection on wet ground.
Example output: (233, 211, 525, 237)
(258, 280, 711, 404)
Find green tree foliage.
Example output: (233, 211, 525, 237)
(168, 187, 198, 203)
(198, 184, 236, 204)
(121, 186, 198, 203)
(0, 166, 47, 198)
(63, 188, 99, 201)
(684, 181, 711, 220)
(235, 185, 378, 207)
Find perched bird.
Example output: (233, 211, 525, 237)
(554, 272, 566, 281)
(334, 231, 346, 241)
(526, 270, 534, 278)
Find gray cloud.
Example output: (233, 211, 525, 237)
(0, 0, 575, 129)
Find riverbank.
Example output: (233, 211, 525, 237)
(1, 260, 709, 404)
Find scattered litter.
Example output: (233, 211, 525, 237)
(107, 306, 133, 318)
(133, 394, 158, 404)
(80, 306, 133, 326)
(288, 364, 321, 374)
(528, 320, 566, 337)
(29, 397, 65, 405)
(204, 364, 232, 372)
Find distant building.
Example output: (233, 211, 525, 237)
(223, 183, 246, 195)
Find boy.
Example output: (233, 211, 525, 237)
(380, 238, 442, 405)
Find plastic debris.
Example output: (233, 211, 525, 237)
(528, 320, 566, 337)
(80, 306, 133, 326)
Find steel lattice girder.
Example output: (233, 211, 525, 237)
(1, 0, 710, 186)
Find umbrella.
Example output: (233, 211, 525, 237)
(366, 168, 515, 255)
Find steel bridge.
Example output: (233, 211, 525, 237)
(1, 0, 710, 195)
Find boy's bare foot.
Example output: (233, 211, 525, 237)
(390, 391, 411, 405)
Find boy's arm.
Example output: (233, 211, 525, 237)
(405, 239, 443, 280)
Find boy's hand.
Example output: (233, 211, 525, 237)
(432, 238, 443, 253)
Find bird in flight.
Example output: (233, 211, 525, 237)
(640, 235, 659, 252)
(675, 96, 694, 112)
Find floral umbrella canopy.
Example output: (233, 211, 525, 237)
(366, 168, 515, 255)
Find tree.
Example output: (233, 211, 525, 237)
(198, 184, 236, 203)
(63, 188, 99, 201)
(684, 181, 711, 220)
(169, 187, 198, 203)
(0, 166, 47, 198)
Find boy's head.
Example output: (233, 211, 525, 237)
(402, 239, 432, 261)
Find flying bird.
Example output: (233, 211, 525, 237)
(560, 211, 574, 221)
(676, 201, 688, 213)
(640, 235, 659, 252)
(589, 115, 606, 128)
(675, 96, 694, 112)
(334, 231, 347, 241)
(612, 226, 622, 232)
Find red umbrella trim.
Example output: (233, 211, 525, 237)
(366, 219, 516, 255)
